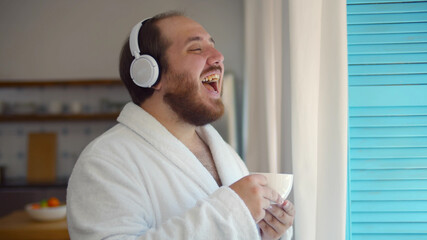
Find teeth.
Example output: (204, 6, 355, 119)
(202, 74, 220, 83)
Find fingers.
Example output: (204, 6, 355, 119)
(265, 202, 294, 229)
(250, 173, 268, 186)
(259, 203, 295, 240)
(250, 174, 284, 205)
(230, 175, 273, 223)
(230, 175, 293, 225)
(282, 200, 295, 217)
(246, 175, 274, 211)
(259, 219, 282, 240)
(260, 210, 287, 238)
(262, 186, 283, 206)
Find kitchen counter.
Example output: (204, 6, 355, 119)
(0, 210, 69, 240)
(0, 178, 67, 217)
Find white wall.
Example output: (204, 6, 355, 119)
(0, 0, 244, 82)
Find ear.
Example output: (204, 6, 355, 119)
(151, 80, 162, 90)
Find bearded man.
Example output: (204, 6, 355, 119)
(67, 11, 294, 240)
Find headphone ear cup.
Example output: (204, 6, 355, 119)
(130, 54, 159, 88)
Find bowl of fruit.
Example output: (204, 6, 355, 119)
(25, 197, 66, 221)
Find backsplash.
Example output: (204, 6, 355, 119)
(0, 83, 130, 181)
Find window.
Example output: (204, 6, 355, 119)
(347, 1, 427, 239)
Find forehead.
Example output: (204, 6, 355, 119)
(157, 16, 212, 47)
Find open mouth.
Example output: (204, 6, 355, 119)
(201, 73, 220, 93)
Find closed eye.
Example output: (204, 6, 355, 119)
(189, 48, 202, 52)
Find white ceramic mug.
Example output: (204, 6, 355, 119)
(251, 172, 293, 199)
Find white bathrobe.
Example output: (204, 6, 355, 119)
(67, 102, 292, 239)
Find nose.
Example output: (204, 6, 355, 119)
(207, 47, 224, 66)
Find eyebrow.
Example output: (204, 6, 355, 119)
(185, 36, 215, 45)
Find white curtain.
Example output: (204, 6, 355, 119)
(244, 0, 283, 174)
(244, 0, 348, 239)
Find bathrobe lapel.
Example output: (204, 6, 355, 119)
(117, 103, 219, 194)
(196, 126, 246, 186)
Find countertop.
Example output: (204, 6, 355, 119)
(0, 210, 69, 240)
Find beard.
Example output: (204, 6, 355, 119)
(163, 70, 224, 126)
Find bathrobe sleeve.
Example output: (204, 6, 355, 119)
(67, 152, 260, 240)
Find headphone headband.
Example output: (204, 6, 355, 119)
(129, 18, 150, 58)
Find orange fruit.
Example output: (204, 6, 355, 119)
(47, 197, 60, 207)
(31, 203, 41, 209)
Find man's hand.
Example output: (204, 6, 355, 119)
(229, 174, 281, 222)
(259, 200, 295, 240)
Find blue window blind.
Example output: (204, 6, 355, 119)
(347, 1, 427, 239)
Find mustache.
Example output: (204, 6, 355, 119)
(201, 66, 222, 76)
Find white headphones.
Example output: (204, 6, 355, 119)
(129, 19, 159, 88)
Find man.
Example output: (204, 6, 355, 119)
(67, 11, 294, 239)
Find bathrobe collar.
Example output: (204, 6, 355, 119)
(117, 102, 236, 194)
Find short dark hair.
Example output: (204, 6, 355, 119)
(119, 11, 184, 105)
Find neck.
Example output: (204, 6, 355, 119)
(140, 95, 198, 146)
